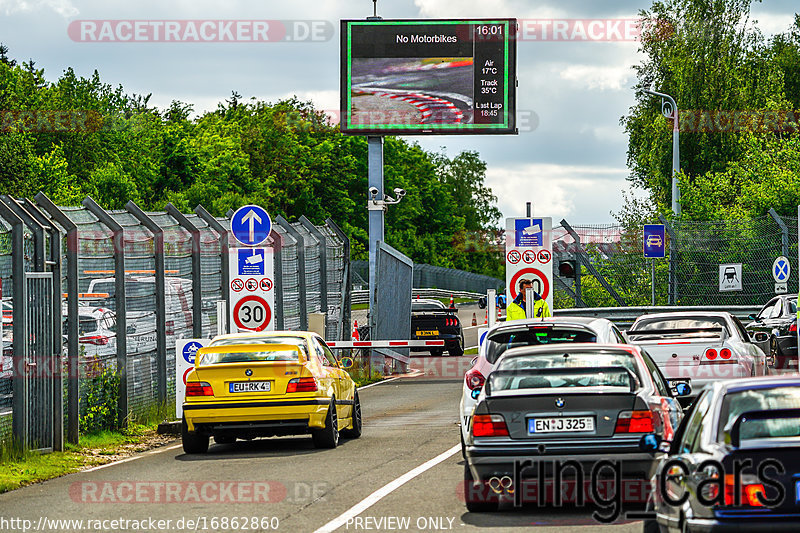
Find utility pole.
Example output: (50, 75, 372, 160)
(643, 88, 680, 217)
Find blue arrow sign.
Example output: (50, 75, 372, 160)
(231, 205, 272, 246)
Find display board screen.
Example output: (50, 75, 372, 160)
(340, 19, 517, 135)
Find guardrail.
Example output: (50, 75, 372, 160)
(554, 305, 762, 328)
(351, 288, 483, 305)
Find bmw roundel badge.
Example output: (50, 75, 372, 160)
(555, 398, 565, 409)
(245, 369, 253, 377)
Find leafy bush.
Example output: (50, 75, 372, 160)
(79, 361, 120, 434)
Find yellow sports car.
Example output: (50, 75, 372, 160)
(181, 331, 361, 453)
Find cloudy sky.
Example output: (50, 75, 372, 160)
(1, 0, 798, 224)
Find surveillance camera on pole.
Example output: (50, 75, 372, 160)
(367, 186, 408, 210)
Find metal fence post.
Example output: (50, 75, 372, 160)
(560, 219, 626, 306)
(0, 202, 27, 446)
(269, 229, 284, 330)
(277, 216, 308, 330)
(165, 204, 203, 339)
(325, 218, 351, 341)
(769, 208, 789, 258)
(194, 206, 231, 334)
(125, 202, 167, 403)
(300, 216, 328, 337)
(1, 197, 45, 271)
(22, 199, 64, 451)
(35, 193, 79, 445)
(82, 196, 128, 428)
(659, 215, 678, 305)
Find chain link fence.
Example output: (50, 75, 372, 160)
(0, 195, 350, 451)
(554, 214, 799, 308)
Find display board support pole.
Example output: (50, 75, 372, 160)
(368, 136, 384, 338)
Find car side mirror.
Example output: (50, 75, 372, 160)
(339, 356, 354, 369)
(668, 379, 692, 397)
(470, 356, 479, 366)
(753, 332, 769, 343)
(749, 314, 757, 321)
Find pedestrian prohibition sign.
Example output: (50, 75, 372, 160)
(233, 295, 272, 332)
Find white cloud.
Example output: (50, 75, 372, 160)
(558, 63, 635, 91)
(749, 11, 798, 36)
(0, 0, 77, 17)
(486, 163, 634, 222)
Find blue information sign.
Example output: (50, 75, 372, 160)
(231, 205, 272, 247)
(643, 225, 666, 259)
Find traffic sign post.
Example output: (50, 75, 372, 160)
(176, 338, 211, 418)
(643, 225, 666, 305)
(231, 205, 272, 247)
(773, 256, 790, 294)
(228, 246, 275, 333)
(505, 217, 553, 312)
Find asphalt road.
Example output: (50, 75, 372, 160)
(0, 375, 642, 533)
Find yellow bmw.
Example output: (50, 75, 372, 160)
(181, 331, 361, 453)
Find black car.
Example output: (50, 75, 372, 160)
(745, 295, 797, 369)
(644, 376, 800, 533)
(411, 299, 464, 357)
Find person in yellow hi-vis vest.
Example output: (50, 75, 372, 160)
(506, 278, 552, 321)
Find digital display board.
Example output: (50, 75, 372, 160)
(340, 19, 517, 135)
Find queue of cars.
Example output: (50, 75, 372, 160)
(459, 308, 794, 523)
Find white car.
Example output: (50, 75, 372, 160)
(458, 316, 630, 455)
(627, 311, 767, 401)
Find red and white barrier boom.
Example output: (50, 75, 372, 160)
(326, 340, 445, 349)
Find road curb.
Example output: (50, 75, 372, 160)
(157, 420, 181, 435)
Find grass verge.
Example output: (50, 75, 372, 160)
(0, 411, 175, 494)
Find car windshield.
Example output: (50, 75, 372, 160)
(491, 351, 639, 390)
(717, 386, 800, 442)
(790, 299, 798, 314)
(485, 327, 598, 364)
(198, 347, 300, 365)
(629, 316, 728, 340)
(412, 301, 445, 311)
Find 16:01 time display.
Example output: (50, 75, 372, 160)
(475, 25, 503, 36)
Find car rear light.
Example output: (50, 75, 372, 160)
(724, 475, 766, 507)
(185, 381, 213, 396)
(720, 348, 732, 360)
(472, 414, 509, 437)
(791, 323, 797, 333)
(80, 335, 110, 346)
(614, 410, 654, 433)
(705, 348, 718, 360)
(286, 377, 318, 393)
(465, 368, 485, 391)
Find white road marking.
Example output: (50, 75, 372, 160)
(312, 444, 461, 533)
(82, 443, 182, 473)
(357, 376, 402, 390)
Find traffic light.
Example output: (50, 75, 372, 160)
(559, 260, 576, 278)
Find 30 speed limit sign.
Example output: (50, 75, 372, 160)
(233, 295, 272, 332)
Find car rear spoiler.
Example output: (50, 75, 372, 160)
(727, 408, 800, 448)
(485, 366, 640, 396)
(627, 327, 726, 340)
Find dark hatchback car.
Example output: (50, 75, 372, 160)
(463, 343, 688, 512)
(644, 376, 800, 533)
(411, 299, 464, 357)
(745, 295, 797, 369)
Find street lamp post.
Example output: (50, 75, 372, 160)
(643, 88, 680, 217)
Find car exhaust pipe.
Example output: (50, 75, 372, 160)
(488, 476, 514, 494)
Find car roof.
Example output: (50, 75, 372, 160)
(497, 342, 640, 360)
(633, 311, 732, 321)
(210, 331, 316, 343)
(488, 316, 612, 333)
(718, 375, 800, 394)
